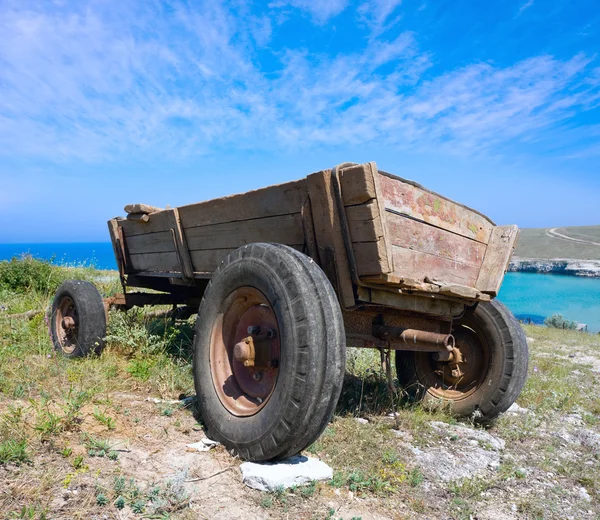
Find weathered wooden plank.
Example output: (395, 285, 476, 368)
(126, 231, 175, 254)
(379, 173, 494, 244)
(126, 213, 150, 223)
(190, 245, 304, 273)
(372, 164, 394, 272)
(190, 249, 236, 273)
(306, 170, 355, 308)
(353, 241, 390, 276)
(345, 202, 384, 243)
(392, 245, 480, 286)
(178, 179, 308, 229)
(386, 212, 487, 268)
(339, 163, 377, 205)
(129, 251, 180, 273)
(356, 286, 465, 317)
(185, 213, 304, 251)
(107, 219, 126, 291)
(119, 211, 173, 237)
(124, 203, 163, 214)
(170, 208, 194, 280)
(476, 225, 519, 296)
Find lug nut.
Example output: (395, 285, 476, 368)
(267, 329, 277, 339)
(253, 372, 263, 381)
(247, 325, 261, 335)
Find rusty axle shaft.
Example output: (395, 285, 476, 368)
(372, 324, 455, 352)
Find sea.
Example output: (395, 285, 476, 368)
(2, 242, 600, 333)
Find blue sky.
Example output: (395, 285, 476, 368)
(0, 0, 599, 242)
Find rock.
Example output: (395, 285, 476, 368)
(506, 403, 529, 415)
(563, 413, 584, 426)
(355, 418, 368, 424)
(413, 446, 501, 482)
(429, 421, 506, 451)
(186, 438, 220, 452)
(240, 455, 333, 492)
(574, 429, 600, 454)
(577, 487, 592, 502)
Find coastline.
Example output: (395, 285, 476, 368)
(509, 257, 600, 278)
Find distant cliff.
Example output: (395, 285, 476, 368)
(509, 258, 600, 277)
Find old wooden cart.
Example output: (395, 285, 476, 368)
(50, 162, 528, 461)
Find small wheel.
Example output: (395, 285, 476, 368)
(50, 280, 107, 358)
(193, 243, 346, 461)
(396, 300, 528, 422)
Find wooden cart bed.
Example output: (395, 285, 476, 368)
(108, 162, 518, 310)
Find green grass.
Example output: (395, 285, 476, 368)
(0, 260, 195, 479)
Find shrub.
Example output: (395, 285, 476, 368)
(544, 313, 578, 330)
(0, 256, 102, 295)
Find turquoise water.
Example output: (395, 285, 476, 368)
(1, 243, 599, 332)
(498, 272, 600, 333)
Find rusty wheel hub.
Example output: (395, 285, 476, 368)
(54, 296, 79, 354)
(209, 287, 280, 416)
(414, 325, 488, 401)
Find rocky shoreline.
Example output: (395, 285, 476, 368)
(509, 258, 600, 277)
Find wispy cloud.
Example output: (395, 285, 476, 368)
(358, 0, 403, 36)
(0, 0, 598, 163)
(517, 0, 534, 17)
(268, 0, 348, 24)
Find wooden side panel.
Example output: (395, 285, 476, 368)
(379, 174, 494, 244)
(338, 163, 393, 278)
(185, 214, 304, 251)
(392, 246, 481, 286)
(386, 212, 487, 268)
(306, 170, 355, 308)
(126, 231, 175, 254)
(129, 252, 180, 273)
(476, 225, 519, 296)
(178, 180, 307, 228)
(189, 244, 305, 274)
(115, 180, 309, 278)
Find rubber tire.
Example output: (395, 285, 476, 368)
(193, 243, 346, 461)
(50, 280, 107, 358)
(395, 300, 528, 423)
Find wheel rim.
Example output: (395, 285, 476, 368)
(54, 296, 79, 354)
(413, 323, 489, 401)
(209, 287, 280, 417)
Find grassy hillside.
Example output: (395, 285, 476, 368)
(514, 225, 600, 260)
(1, 258, 599, 519)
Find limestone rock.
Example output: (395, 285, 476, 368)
(240, 455, 333, 492)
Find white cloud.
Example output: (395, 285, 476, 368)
(268, 0, 348, 24)
(517, 0, 534, 17)
(358, 0, 403, 36)
(0, 0, 598, 163)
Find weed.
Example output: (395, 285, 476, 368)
(60, 446, 72, 458)
(131, 500, 146, 513)
(92, 407, 116, 430)
(114, 496, 126, 509)
(72, 455, 84, 469)
(300, 480, 317, 498)
(0, 439, 29, 464)
(96, 493, 108, 506)
(408, 467, 424, 487)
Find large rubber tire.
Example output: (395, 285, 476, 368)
(50, 280, 107, 358)
(193, 243, 346, 461)
(396, 300, 528, 422)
